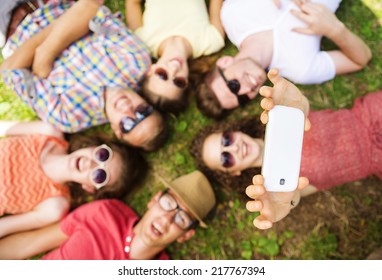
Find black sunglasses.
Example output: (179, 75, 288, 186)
(155, 67, 188, 89)
(217, 67, 250, 107)
(119, 104, 154, 134)
(220, 131, 235, 168)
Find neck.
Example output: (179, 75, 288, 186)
(237, 31, 273, 69)
(40, 148, 72, 184)
(158, 36, 193, 60)
(129, 223, 166, 260)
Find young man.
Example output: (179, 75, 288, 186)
(196, 0, 372, 118)
(0, 0, 168, 151)
(0, 170, 216, 260)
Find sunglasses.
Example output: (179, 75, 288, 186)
(90, 144, 113, 190)
(158, 190, 196, 230)
(119, 104, 154, 134)
(217, 67, 250, 107)
(155, 67, 188, 89)
(221, 131, 235, 169)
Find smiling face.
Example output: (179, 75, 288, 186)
(145, 57, 189, 101)
(104, 88, 164, 149)
(201, 131, 264, 176)
(135, 191, 195, 248)
(66, 146, 122, 193)
(208, 56, 267, 109)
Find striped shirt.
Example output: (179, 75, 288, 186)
(1, 0, 151, 132)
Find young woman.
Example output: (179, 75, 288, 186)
(190, 69, 382, 229)
(0, 120, 146, 238)
(125, 0, 225, 114)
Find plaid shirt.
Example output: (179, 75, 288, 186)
(1, 0, 151, 133)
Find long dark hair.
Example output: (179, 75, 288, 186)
(67, 134, 148, 209)
(190, 117, 265, 193)
(191, 56, 227, 119)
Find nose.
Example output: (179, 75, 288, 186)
(223, 142, 239, 154)
(161, 210, 177, 227)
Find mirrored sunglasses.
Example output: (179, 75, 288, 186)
(90, 144, 113, 189)
(220, 131, 235, 168)
(119, 104, 154, 134)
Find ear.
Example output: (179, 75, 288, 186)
(81, 184, 95, 194)
(229, 170, 242, 176)
(176, 229, 195, 243)
(216, 56, 234, 68)
(147, 192, 162, 209)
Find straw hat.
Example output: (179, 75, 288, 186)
(159, 170, 216, 228)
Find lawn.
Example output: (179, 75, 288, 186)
(0, 0, 381, 259)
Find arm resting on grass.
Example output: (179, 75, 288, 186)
(0, 222, 68, 260)
(0, 121, 64, 139)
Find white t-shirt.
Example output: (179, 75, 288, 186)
(135, 0, 225, 59)
(221, 0, 342, 84)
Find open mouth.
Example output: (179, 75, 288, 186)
(75, 157, 82, 172)
(242, 142, 248, 158)
(151, 223, 162, 237)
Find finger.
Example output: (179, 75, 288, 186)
(252, 174, 264, 185)
(304, 117, 311, 131)
(260, 97, 275, 111)
(292, 27, 315, 35)
(266, 68, 284, 86)
(246, 183, 265, 198)
(260, 110, 269, 124)
(253, 216, 273, 230)
(259, 85, 274, 98)
(297, 177, 310, 190)
(273, 0, 281, 9)
(290, 9, 310, 23)
(246, 200, 263, 212)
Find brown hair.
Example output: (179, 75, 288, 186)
(141, 79, 190, 115)
(67, 134, 148, 209)
(189, 117, 265, 194)
(141, 111, 169, 152)
(191, 56, 227, 119)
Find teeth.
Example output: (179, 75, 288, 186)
(243, 143, 247, 158)
(248, 75, 258, 86)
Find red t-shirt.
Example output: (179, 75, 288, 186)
(300, 91, 382, 190)
(42, 199, 169, 260)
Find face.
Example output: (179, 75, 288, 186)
(202, 131, 263, 176)
(105, 88, 163, 148)
(145, 57, 189, 101)
(208, 56, 267, 109)
(136, 190, 196, 248)
(67, 145, 122, 193)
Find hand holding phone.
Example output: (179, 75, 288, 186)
(261, 105, 305, 192)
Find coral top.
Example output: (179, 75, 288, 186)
(300, 91, 382, 190)
(0, 134, 70, 215)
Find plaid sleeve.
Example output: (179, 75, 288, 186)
(1, 69, 107, 133)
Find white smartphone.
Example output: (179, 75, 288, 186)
(261, 105, 305, 192)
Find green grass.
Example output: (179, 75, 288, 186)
(1, 0, 381, 260)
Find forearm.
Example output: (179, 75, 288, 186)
(0, 223, 67, 260)
(0, 25, 52, 70)
(0, 121, 64, 139)
(209, 0, 225, 37)
(36, 0, 102, 60)
(328, 22, 372, 69)
(125, 0, 143, 31)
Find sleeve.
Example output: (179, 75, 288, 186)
(294, 51, 336, 85)
(60, 202, 99, 236)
